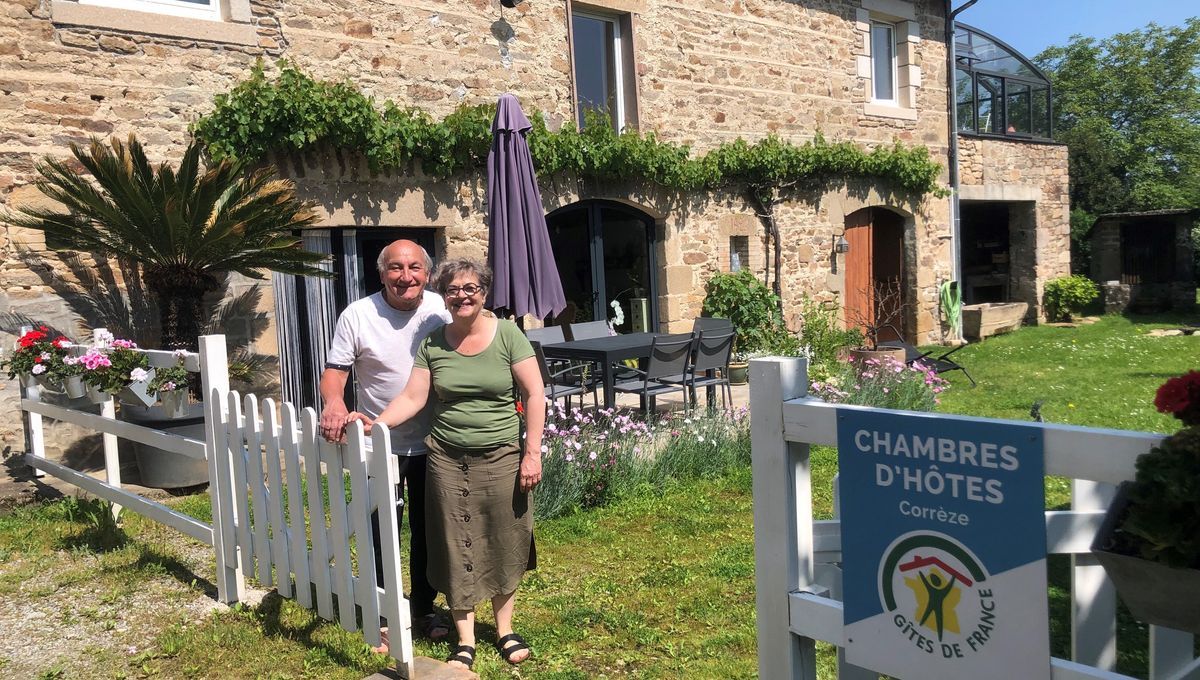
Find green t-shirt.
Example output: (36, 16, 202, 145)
(415, 319, 536, 449)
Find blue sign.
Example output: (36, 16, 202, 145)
(837, 408, 1051, 680)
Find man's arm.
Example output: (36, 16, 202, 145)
(319, 366, 351, 442)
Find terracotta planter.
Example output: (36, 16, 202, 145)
(728, 361, 749, 385)
(1091, 482, 1200, 634)
(849, 347, 905, 366)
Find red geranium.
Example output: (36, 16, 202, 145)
(1154, 370, 1200, 426)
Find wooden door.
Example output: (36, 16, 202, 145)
(844, 208, 875, 331)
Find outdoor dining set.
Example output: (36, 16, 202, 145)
(523, 317, 736, 416)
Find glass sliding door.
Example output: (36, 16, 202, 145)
(546, 201, 659, 332)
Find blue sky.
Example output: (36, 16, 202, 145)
(954, 1, 1197, 59)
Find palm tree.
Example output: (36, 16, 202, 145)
(5, 135, 331, 349)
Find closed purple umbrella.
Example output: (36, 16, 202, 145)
(486, 93, 567, 321)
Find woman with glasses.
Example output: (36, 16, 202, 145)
(352, 257, 544, 670)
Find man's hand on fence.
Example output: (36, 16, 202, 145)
(320, 403, 350, 443)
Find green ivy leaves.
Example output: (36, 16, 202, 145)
(192, 61, 945, 198)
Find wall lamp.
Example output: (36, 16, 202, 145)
(835, 235, 851, 254)
(500, 0, 525, 7)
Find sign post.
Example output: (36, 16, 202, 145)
(837, 408, 1051, 680)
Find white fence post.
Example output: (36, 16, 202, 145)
(18, 325, 46, 479)
(750, 356, 813, 680)
(199, 334, 242, 603)
(95, 328, 122, 522)
(1072, 479, 1118, 670)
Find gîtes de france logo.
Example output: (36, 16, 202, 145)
(877, 531, 998, 660)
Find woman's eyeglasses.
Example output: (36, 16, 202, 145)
(445, 284, 484, 297)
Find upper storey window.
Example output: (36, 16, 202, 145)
(955, 24, 1053, 140)
(857, 1, 920, 121)
(79, 0, 219, 20)
(571, 9, 638, 132)
(870, 21, 897, 103)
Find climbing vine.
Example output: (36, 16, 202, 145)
(193, 61, 945, 196)
(191, 61, 948, 296)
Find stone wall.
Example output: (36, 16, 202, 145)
(0, 0, 1044, 461)
(957, 136, 1071, 319)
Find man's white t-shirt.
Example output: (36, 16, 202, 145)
(325, 290, 450, 455)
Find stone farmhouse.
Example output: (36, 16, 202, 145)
(1, 0, 1068, 449)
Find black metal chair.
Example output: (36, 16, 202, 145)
(525, 325, 567, 345)
(611, 333, 695, 417)
(878, 340, 976, 387)
(663, 328, 735, 411)
(566, 320, 611, 341)
(530, 341, 598, 411)
(692, 316, 734, 335)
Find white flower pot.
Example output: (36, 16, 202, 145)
(158, 389, 190, 419)
(19, 373, 38, 389)
(64, 375, 87, 399)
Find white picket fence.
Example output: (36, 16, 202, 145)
(209, 389, 414, 678)
(749, 357, 1199, 680)
(19, 334, 414, 678)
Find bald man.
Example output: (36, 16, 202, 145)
(320, 239, 451, 646)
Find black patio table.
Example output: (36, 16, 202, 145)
(541, 332, 661, 410)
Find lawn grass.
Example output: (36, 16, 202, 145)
(934, 314, 1193, 433)
(1, 313, 1195, 678)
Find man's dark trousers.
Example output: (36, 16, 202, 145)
(371, 453, 435, 617)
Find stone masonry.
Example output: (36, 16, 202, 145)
(0, 0, 1067, 459)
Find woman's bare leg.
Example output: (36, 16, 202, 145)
(492, 590, 530, 663)
(446, 608, 475, 669)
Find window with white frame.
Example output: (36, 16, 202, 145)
(79, 0, 221, 21)
(571, 10, 637, 131)
(870, 21, 897, 103)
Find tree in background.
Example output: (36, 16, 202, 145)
(1035, 18, 1200, 273)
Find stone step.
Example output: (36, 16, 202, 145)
(363, 656, 479, 680)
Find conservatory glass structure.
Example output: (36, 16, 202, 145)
(955, 24, 1053, 139)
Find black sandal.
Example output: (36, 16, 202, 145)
(495, 633, 531, 665)
(446, 644, 475, 670)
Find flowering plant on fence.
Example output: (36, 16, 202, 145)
(810, 356, 949, 412)
(81, 340, 151, 394)
(536, 402, 750, 519)
(1114, 370, 1200, 568)
(147, 355, 192, 394)
(3, 327, 70, 380)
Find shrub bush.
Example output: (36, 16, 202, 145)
(702, 270, 790, 358)
(797, 296, 862, 380)
(1043, 275, 1098, 322)
(810, 356, 949, 411)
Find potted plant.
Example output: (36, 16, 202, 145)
(3, 327, 69, 388)
(80, 339, 156, 407)
(845, 279, 908, 365)
(52, 351, 88, 399)
(5, 135, 330, 488)
(148, 358, 194, 419)
(1090, 370, 1200, 634)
